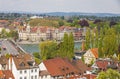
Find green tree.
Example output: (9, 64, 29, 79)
(59, 33, 69, 57)
(5, 53, 10, 59)
(33, 52, 40, 59)
(97, 69, 120, 79)
(59, 33, 74, 59)
(98, 27, 105, 58)
(39, 41, 57, 60)
(58, 20, 64, 26)
(68, 32, 74, 58)
(1, 29, 7, 38)
(102, 28, 117, 57)
(81, 56, 84, 62)
(85, 28, 91, 50)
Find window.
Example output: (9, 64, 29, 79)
(20, 62, 25, 67)
(41, 76, 43, 79)
(35, 75, 37, 79)
(24, 77, 27, 79)
(20, 77, 22, 79)
(35, 69, 37, 72)
(24, 70, 27, 73)
(31, 69, 33, 73)
(31, 76, 33, 79)
(20, 71, 22, 74)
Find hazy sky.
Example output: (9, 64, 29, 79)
(0, 0, 120, 13)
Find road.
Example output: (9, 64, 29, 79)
(1, 40, 19, 55)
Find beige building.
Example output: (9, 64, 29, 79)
(84, 48, 98, 65)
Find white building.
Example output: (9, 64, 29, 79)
(8, 54, 39, 79)
(83, 48, 98, 65)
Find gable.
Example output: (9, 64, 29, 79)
(84, 48, 98, 58)
(84, 50, 95, 58)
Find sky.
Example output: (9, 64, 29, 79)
(0, 0, 120, 14)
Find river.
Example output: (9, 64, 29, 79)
(19, 42, 81, 53)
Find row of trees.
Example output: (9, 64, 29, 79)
(85, 24, 120, 58)
(58, 32, 74, 59)
(33, 32, 74, 63)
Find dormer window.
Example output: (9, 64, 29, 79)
(62, 68, 65, 71)
(27, 61, 33, 66)
(66, 67, 69, 70)
(19, 62, 25, 67)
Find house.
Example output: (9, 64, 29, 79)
(73, 28, 85, 41)
(0, 70, 15, 79)
(58, 26, 74, 40)
(84, 48, 98, 65)
(39, 57, 89, 79)
(18, 25, 55, 41)
(92, 59, 120, 73)
(8, 54, 39, 79)
(92, 59, 109, 71)
(3, 70, 15, 79)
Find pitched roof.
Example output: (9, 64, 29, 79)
(96, 60, 108, 70)
(83, 74, 97, 79)
(30, 27, 38, 33)
(69, 75, 81, 79)
(90, 48, 98, 58)
(12, 54, 38, 70)
(43, 58, 79, 76)
(0, 70, 4, 78)
(39, 70, 50, 76)
(2, 70, 15, 79)
(0, 20, 8, 23)
(59, 26, 75, 31)
(71, 60, 89, 74)
(0, 56, 8, 65)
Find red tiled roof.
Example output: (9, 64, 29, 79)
(0, 70, 4, 78)
(39, 27, 47, 33)
(0, 20, 8, 23)
(59, 26, 74, 31)
(3, 70, 15, 79)
(96, 60, 108, 70)
(90, 48, 98, 58)
(38, 26, 55, 33)
(43, 58, 79, 76)
(83, 74, 97, 79)
(13, 22, 20, 25)
(71, 60, 89, 74)
(30, 27, 38, 33)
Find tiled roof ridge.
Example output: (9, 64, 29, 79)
(90, 48, 98, 58)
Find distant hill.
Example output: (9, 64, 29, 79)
(43, 12, 120, 17)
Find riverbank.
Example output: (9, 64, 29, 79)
(17, 40, 83, 44)
(17, 41, 40, 44)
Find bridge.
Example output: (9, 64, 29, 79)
(0, 39, 26, 56)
